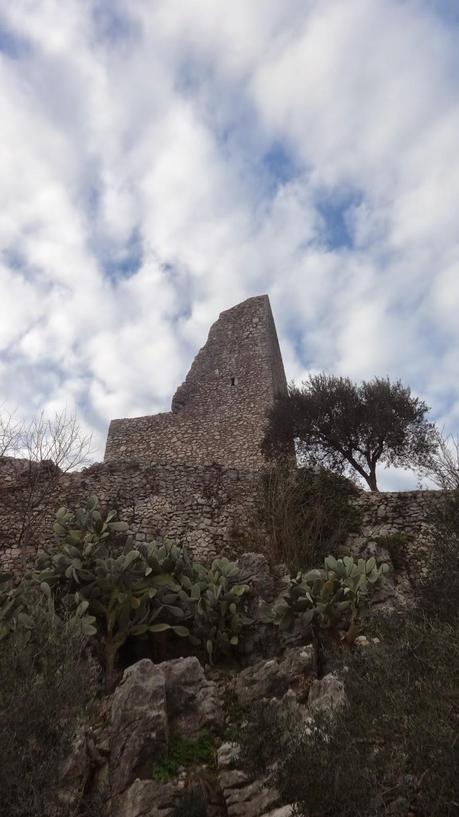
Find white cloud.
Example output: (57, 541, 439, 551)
(0, 0, 458, 488)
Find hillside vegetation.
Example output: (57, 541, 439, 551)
(0, 484, 457, 816)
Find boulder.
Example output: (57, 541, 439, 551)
(109, 660, 168, 796)
(238, 552, 276, 602)
(221, 776, 281, 817)
(53, 730, 92, 811)
(233, 646, 314, 706)
(308, 673, 346, 714)
(112, 778, 176, 817)
(217, 741, 240, 769)
(157, 655, 223, 735)
(217, 741, 292, 817)
(104, 657, 222, 801)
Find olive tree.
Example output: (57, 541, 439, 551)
(263, 374, 437, 491)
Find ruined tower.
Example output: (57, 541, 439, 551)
(104, 294, 288, 469)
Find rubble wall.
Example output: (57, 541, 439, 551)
(0, 458, 262, 574)
(346, 489, 443, 596)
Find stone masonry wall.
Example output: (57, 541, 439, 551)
(346, 489, 443, 599)
(104, 295, 288, 469)
(351, 489, 441, 539)
(0, 458, 262, 575)
(0, 450, 445, 585)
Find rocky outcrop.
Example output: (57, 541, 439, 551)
(157, 655, 223, 736)
(216, 670, 344, 817)
(58, 647, 350, 817)
(109, 660, 169, 796)
(308, 673, 347, 714)
(238, 552, 277, 603)
(217, 742, 288, 817)
(233, 646, 314, 706)
(112, 779, 177, 817)
(100, 657, 223, 815)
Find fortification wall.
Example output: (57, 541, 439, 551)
(104, 295, 288, 469)
(0, 458, 262, 575)
(346, 489, 443, 599)
(351, 489, 441, 539)
(0, 446, 444, 587)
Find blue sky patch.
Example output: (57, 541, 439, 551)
(2, 246, 25, 270)
(261, 142, 298, 190)
(100, 229, 143, 281)
(0, 22, 29, 59)
(91, 1, 138, 45)
(316, 190, 362, 250)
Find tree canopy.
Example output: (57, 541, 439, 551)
(262, 374, 437, 490)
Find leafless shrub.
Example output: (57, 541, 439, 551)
(263, 465, 361, 571)
(0, 408, 93, 548)
(20, 409, 93, 472)
(420, 430, 459, 490)
(0, 406, 23, 458)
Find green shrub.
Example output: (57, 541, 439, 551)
(172, 789, 207, 817)
(222, 690, 250, 743)
(421, 490, 459, 621)
(241, 612, 459, 817)
(263, 465, 361, 571)
(237, 697, 300, 779)
(152, 732, 215, 783)
(0, 596, 98, 817)
(373, 531, 412, 571)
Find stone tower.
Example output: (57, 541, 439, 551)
(104, 294, 287, 469)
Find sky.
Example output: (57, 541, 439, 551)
(1, 0, 459, 489)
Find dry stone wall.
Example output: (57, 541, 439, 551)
(351, 489, 441, 540)
(346, 489, 443, 598)
(0, 451, 445, 585)
(0, 458, 262, 574)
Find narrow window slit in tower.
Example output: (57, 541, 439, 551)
(231, 376, 237, 386)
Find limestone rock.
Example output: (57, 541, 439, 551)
(233, 646, 314, 706)
(112, 778, 176, 817)
(222, 776, 281, 817)
(308, 673, 346, 714)
(238, 552, 276, 602)
(217, 741, 289, 817)
(157, 655, 223, 735)
(217, 741, 240, 769)
(54, 730, 91, 810)
(109, 660, 168, 796)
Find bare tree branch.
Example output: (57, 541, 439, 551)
(21, 409, 93, 472)
(0, 407, 23, 458)
(420, 430, 459, 490)
(0, 407, 93, 550)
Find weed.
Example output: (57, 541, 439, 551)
(152, 731, 215, 783)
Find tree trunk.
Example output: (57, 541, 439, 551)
(366, 469, 379, 492)
(311, 618, 324, 679)
(105, 636, 117, 693)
